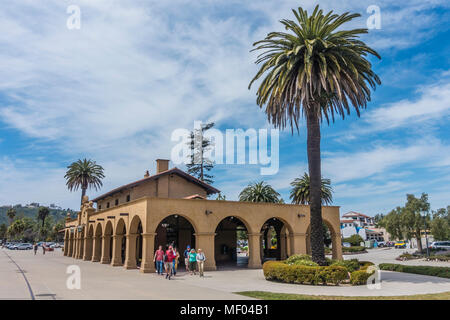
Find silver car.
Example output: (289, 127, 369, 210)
(429, 241, 450, 250)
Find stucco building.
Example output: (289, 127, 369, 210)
(63, 159, 342, 272)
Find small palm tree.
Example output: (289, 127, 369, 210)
(6, 208, 16, 225)
(65, 159, 105, 205)
(290, 173, 333, 205)
(37, 207, 50, 229)
(249, 5, 380, 264)
(239, 181, 281, 203)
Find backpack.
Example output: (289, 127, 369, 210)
(163, 253, 168, 262)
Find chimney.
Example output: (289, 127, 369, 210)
(156, 159, 170, 173)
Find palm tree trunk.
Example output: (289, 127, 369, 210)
(306, 109, 326, 265)
(81, 187, 87, 205)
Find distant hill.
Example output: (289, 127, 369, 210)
(0, 204, 78, 225)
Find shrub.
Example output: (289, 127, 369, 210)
(343, 234, 364, 246)
(285, 254, 312, 264)
(358, 261, 375, 271)
(263, 261, 348, 285)
(350, 269, 375, 285)
(331, 259, 360, 272)
(342, 246, 366, 253)
(379, 263, 450, 279)
(291, 259, 319, 267)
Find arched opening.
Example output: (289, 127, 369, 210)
(103, 221, 113, 264)
(93, 224, 103, 261)
(85, 225, 94, 260)
(260, 217, 292, 262)
(129, 216, 143, 268)
(115, 219, 127, 265)
(214, 216, 249, 268)
(306, 220, 339, 259)
(154, 214, 196, 268)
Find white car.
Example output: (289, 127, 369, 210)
(429, 241, 450, 250)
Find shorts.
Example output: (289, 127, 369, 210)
(189, 261, 197, 271)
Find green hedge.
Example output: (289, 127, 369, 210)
(379, 263, 450, 279)
(350, 269, 375, 285)
(263, 261, 348, 285)
(343, 246, 366, 253)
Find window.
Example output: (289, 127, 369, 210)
(115, 199, 119, 206)
(126, 195, 130, 202)
(98, 204, 102, 210)
(107, 202, 110, 208)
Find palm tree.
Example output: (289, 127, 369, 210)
(249, 6, 380, 264)
(37, 206, 50, 229)
(65, 159, 105, 205)
(239, 181, 281, 203)
(290, 173, 333, 205)
(6, 208, 16, 225)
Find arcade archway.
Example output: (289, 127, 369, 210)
(260, 217, 292, 262)
(214, 216, 249, 268)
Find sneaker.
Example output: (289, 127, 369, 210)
(165, 274, 168, 279)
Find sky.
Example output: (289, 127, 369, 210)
(0, 0, 449, 216)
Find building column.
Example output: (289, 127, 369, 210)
(332, 234, 343, 260)
(83, 235, 93, 261)
(75, 234, 80, 258)
(77, 237, 84, 259)
(92, 235, 101, 262)
(247, 233, 262, 269)
(140, 233, 156, 273)
(111, 235, 124, 266)
(290, 233, 307, 255)
(65, 237, 71, 257)
(195, 232, 217, 271)
(100, 235, 111, 264)
(124, 233, 138, 269)
(63, 235, 68, 256)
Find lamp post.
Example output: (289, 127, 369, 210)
(421, 210, 430, 257)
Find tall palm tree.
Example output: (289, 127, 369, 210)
(6, 208, 16, 225)
(249, 6, 380, 264)
(239, 181, 281, 203)
(65, 159, 105, 205)
(37, 206, 50, 229)
(290, 173, 333, 205)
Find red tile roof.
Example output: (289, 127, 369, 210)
(92, 167, 220, 202)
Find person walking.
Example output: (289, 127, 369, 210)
(164, 245, 175, 280)
(172, 247, 180, 276)
(153, 245, 165, 275)
(196, 248, 206, 277)
(42, 243, 46, 255)
(188, 248, 197, 275)
(183, 245, 191, 272)
(33, 243, 38, 255)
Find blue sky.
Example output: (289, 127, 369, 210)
(0, 0, 449, 216)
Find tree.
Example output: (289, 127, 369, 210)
(239, 181, 281, 203)
(186, 122, 215, 184)
(37, 206, 50, 229)
(379, 207, 404, 241)
(289, 172, 333, 205)
(0, 224, 7, 240)
(6, 207, 16, 225)
(402, 193, 430, 252)
(65, 159, 105, 205)
(216, 193, 226, 200)
(249, 5, 381, 264)
(430, 206, 450, 241)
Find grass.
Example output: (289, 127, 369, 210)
(236, 291, 450, 300)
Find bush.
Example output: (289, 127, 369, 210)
(291, 259, 319, 267)
(343, 234, 364, 246)
(331, 259, 360, 272)
(427, 254, 450, 262)
(379, 263, 450, 279)
(342, 246, 366, 253)
(359, 261, 375, 271)
(285, 254, 312, 264)
(263, 261, 348, 285)
(350, 269, 375, 285)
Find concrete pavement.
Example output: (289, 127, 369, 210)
(1, 248, 449, 299)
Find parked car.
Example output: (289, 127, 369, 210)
(16, 243, 33, 250)
(377, 241, 386, 247)
(394, 241, 406, 249)
(342, 242, 351, 248)
(429, 241, 450, 250)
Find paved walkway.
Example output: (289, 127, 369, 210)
(1, 249, 449, 299)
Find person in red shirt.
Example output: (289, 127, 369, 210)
(153, 246, 165, 275)
(164, 246, 175, 279)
